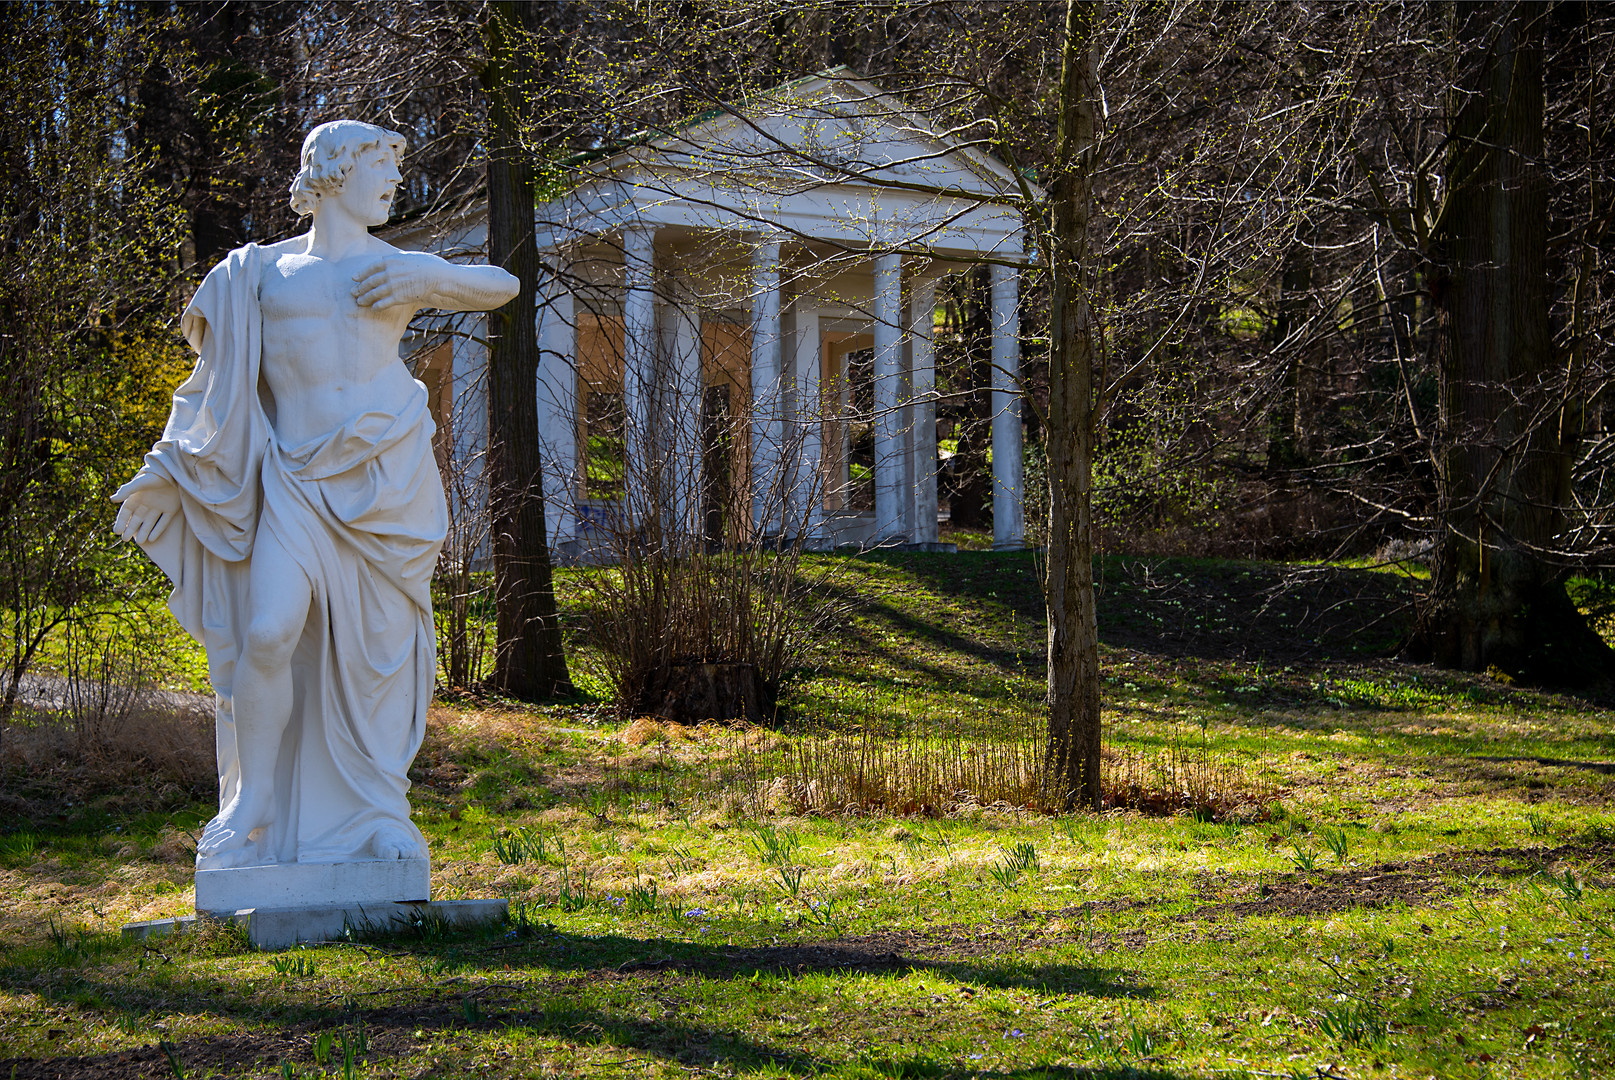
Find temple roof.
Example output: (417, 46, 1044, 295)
(535, 68, 1033, 258)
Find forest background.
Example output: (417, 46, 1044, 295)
(3, 0, 1615, 791)
(6, 4, 1615, 1078)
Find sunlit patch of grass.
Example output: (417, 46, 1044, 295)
(1311, 553, 1431, 581)
(7, 552, 1615, 1077)
(1318, 673, 1499, 710)
(5, 780, 1615, 1078)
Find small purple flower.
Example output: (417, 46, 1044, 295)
(1007, 1029, 1025, 1038)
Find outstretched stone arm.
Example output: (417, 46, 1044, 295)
(352, 251, 519, 314)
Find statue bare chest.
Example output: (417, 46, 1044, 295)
(258, 254, 365, 328)
(253, 253, 415, 432)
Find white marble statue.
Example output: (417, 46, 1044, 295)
(114, 120, 517, 873)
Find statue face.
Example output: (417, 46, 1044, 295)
(325, 145, 402, 228)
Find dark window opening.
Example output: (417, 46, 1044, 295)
(585, 389, 625, 499)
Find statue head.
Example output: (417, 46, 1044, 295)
(288, 120, 408, 218)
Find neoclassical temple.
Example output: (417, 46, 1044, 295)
(393, 69, 1031, 556)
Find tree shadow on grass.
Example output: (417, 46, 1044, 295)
(1, 997, 832, 1079)
(851, 1063, 1204, 1080)
(1182, 677, 1615, 761)
(1471, 754, 1615, 775)
(0, 923, 1149, 1039)
(873, 550, 1416, 666)
(3, 993, 1212, 1080)
(347, 923, 1156, 1000)
(0, 927, 1157, 1078)
(600, 940, 1153, 998)
(807, 574, 1041, 690)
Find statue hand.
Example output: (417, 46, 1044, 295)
(112, 473, 181, 544)
(352, 251, 443, 312)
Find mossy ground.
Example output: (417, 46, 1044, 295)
(3, 551, 1614, 1078)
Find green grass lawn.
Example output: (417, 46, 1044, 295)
(4, 552, 1615, 1078)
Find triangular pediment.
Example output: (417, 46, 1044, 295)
(536, 69, 1031, 258)
(570, 68, 1030, 202)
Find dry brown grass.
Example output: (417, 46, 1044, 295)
(1101, 741, 1278, 821)
(731, 716, 1276, 821)
(621, 716, 697, 745)
(0, 693, 215, 822)
(767, 727, 1044, 816)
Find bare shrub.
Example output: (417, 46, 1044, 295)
(775, 724, 1046, 816)
(405, 329, 499, 695)
(435, 438, 495, 692)
(585, 546, 841, 725)
(579, 414, 846, 726)
(0, 691, 215, 821)
(731, 711, 1275, 822)
(1101, 738, 1279, 822)
(61, 622, 147, 758)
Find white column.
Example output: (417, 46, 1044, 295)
(451, 313, 490, 566)
(450, 313, 489, 473)
(909, 275, 939, 545)
(622, 224, 657, 527)
(750, 240, 783, 535)
(788, 302, 822, 539)
(668, 273, 703, 542)
(900, 309, 916, 542)
(873, 251, 904, 543)
(535, 264, 577, 548)
(990, 259, 1024, 549)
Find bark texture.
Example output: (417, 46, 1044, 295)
(484, 0, 572, 699)
(1409, 1, 1613, 686)
(649, 662, 767, 726)
(1043, 0, 1103, 811)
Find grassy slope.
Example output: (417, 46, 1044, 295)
(3, 552, 1615, 1079)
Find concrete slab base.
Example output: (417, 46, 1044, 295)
(122, 898, 507, 951)
(194, 858, 430, 916)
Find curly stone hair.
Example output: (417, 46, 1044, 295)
(288, 120, 407, 218)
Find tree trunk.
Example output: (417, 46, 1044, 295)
(649, 662, 767, 726)
(484, 0, 572, 699)
(1043, 0, 1103, 811)
(1408, 1, 1613, 686)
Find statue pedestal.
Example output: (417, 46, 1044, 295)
(121, 858, 501, 950)
(195, 858, 430, 916)
(124, 897, 506, 951)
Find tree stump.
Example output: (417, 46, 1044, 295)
(649, 662, 766, 725)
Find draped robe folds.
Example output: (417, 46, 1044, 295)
(134, 242, 446, 868)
